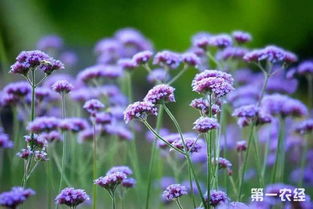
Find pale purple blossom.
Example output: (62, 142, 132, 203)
(0, 133, 13, 149)
(144, 84, 175, 104)
(147, 68, 170, 84)
(153, 50, 181, 69)
(27, 117, 60, 133)
(83, 99, 105, 116)
(107, 166, 133, 176)
(118, 58, 138, 71)
(122, 178, 136, 188)
(123, 101, 158, 123)
(181, 52, 201, 67)
(0, 187, 35, 208)
(208, 34, 233, 48)
(37, 35, 63, 51)
(295, 119, 313, 135)
(132, 50, 153, 65)
(55, 187, 89, 207)
(193, 117, 219, 132)
(297, 60, 313, 75)
(207, 190, 229, 207)
(51, 80, 73, 94)
(162, 184, 187, 201)
(232, 31, 252, 44)
(94, 172, 127, 191)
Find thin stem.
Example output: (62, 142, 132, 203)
(206, 51, 222, 69)
(167, 65, 188, 85)
(145, 106, 164, 209)
(176, 198, 184, 209)
(238, 124, 255, 201)
(92, 122, 97, 209)
(252, 128, 263, 187)
(299, 135, 309, 187)
(229, 175, 238, 198)
(307, 75, 313, 109)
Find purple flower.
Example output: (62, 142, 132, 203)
(0, 187, 35, 208)
(147, 68, 170, 84)
(16, 146, 33, 159)
(192, 32, 211, 49)
(59, 118, 89, 132)
(192, 70, 234, 97)
(193, 117, 219, 133)
(144, 84, 175, 104)
(236, 140, 247, 152)
(233, 104, 272, 127)
(181, 52, 201, 67)
(51, 80, 73, 94)
(153, 50, 181, 69)
(78, 128, 95, 143)
(3, 82, 31, 97)
(94, 38, 122, 56)
(243, 45, 297, 64)
(106, 166, 133, 176)
(208, 34, 233, 48)
(132, 50, 153, 65)
(295, 119, 313, 135)
(95, 112, 112, 125)
(122, 178, 136, 188)
(227, 85, 260, 108)
(34, 150, 48, 161)
(162, 184, 188, 201)
(83, 99, 105, 116)
(232, 104, 258, 118)
(39, 131, 62, 143)
(39, 57, 65, 75)
(35, 87, 58, 102)
(216, 47, 248, 61)
(171, 138, 203, 153)
(212, 157, 233, 175)
(123, 101, 158, 123)
(207, 190, 229, 207)
(0, 133, 13, 149)
(94, 172, 127, 191)
(27, 117, 60, 133)
(55, 187, 89, 207)
(232, 31, 252, 44)
(24, 134, 47, 148)
(266, 68, 298, 94)
(261, 94, 308, 118)
(59, 51, 78, 67)
(118, 59, 138, 71)
(37, 35, 63, 51)
(158, 177, 176, 189)
(78, 65, 122, 84)
(297, 60, 313, 75)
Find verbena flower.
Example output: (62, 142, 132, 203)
(193, 117, 219, 133)
(27, 117, 60, 133)
(132, 50, 153, 65)
(181, 52, 201, 67)
(212, 157, 233, 175)
(266, 68, 298, 94)
(147, 68, 170, 84)
(3, 82, 31, 97)
(171, 138, 203, 153)
(162, 184, 188, 201)
(106, 166, 133, 176)
(0, 187, 35, 209)
(95, 112, 112, 125)
(37, 35, 63, 51)
(295, 119, 313, 135)
(16, 146, 33, 159)
(261, 94, 308, 118)
(34, 150, 48, 161)
(122, 178, 136, 188)
(297, 60, 313, 75)
(51, 80, 73, 94)
(236, 140, 247, 152)
(55, 187, 89, 208)
(24, 134, 47, 148)
(232, 31, 252, 44)
(123, 101, 158, 123)
(207, 190, 229, 207)
(59, 118, 89, 132)
(243, 45, 297, 64)
(208, 34, 233, 48)
(83, 99, 105, 116)
(39, 131, 62, 143)
(94, 172, 127, 191)
(118, 58, 138, 71)
(192, 70, 234, 97)
(35, 87, 58, 102)
(143, 84, 175, 104)
(216, 47, 248, 61)
(78, 65, 122, 84)
(60, 51, 78, 67)
(0, 132, 13, 149)
(153, 50, 181, 69)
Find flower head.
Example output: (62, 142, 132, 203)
(144, 84, 175, 104)
(123, 101, 158, 123)
(153, 50, 181, 69)
(106, 166, 133, 176)
(94, 172, 127, 191)
(192, 70, 234, 97)
(208, 34, 232, 48)
(59, 118, 89, 132)
(118, 59, 138, 71)
(55, 187, 89, 207)
(122, 178, 136, 188)
(0, 187, 35, 208)
(24, 134, 47, 148)
(147, 68, 170, 84)
(212, 157, 233, 175)
(216, 47, 248, 61)
(236, 140, 247, 152)
(0, 133, 13, 149)
(133, 50, 153, 65)
(297, 60, 313, 75)
(3, 82, 31, 97)
(27, 117, 60, 133)
(51, 80, 73, 94)
(181, 52, 201, 67)
(83, 99, 105, 116)
(232, 31, 252, 44)
(16, 146, 33, 159)
(171, 138, 203, 153)
(193, 117, 219, 133)
(207, 190, 229, 207)
(162, 184, 188, 201)
(295, 119, 313, 135)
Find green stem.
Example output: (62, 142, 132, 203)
(167, 65, 188, 85)
(252, 128, 263, 187)
(238, 124, 255, 201)
(92, 122, 97, 209)
(272, 117, 285, 183)
(307, 75, 313, 109)
(145, 106, 164, 209)
(229, 175, 238, 198)
(299, 135, 309, 187)
(176, 198, 184, 209)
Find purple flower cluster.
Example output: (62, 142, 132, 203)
(10, 50, 64, 75)
(59, 118, 89, 132)
(243, 45, 297, 64)
(0, 132, 13, 149)
(181, 52, 201, 67)
(51, 80, 73, 94)
(297, 60, 313, 75)
(193, 117, 219, 133)
(147, 68, 170, 84)
(0, 187, 35, 208)
(213, 157, 233, 175)
(123, 101, 158, 123)
(171, 138, 203, 153)
(153, 50, 181, 69)
(295, 119, 313, 135)
(55, 187, 89, 207)
(37, 35, 63, 51)
(95, 172, 127, 191)
(83, 99, 105, 116)
(216, 47, 248, 61)
(232, 31, 252, 44)
(144, 84, 175, 104)
(78, 65, 122, 84)
(27, 117, 60, 133)
(192, 70, 234, 97)
(207, 190, 229, 207)
(162, 184, 188, 201)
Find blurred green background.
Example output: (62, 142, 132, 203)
(1, 0, 313, 57)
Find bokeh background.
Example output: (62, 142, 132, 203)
(1, 0, 313, 133)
